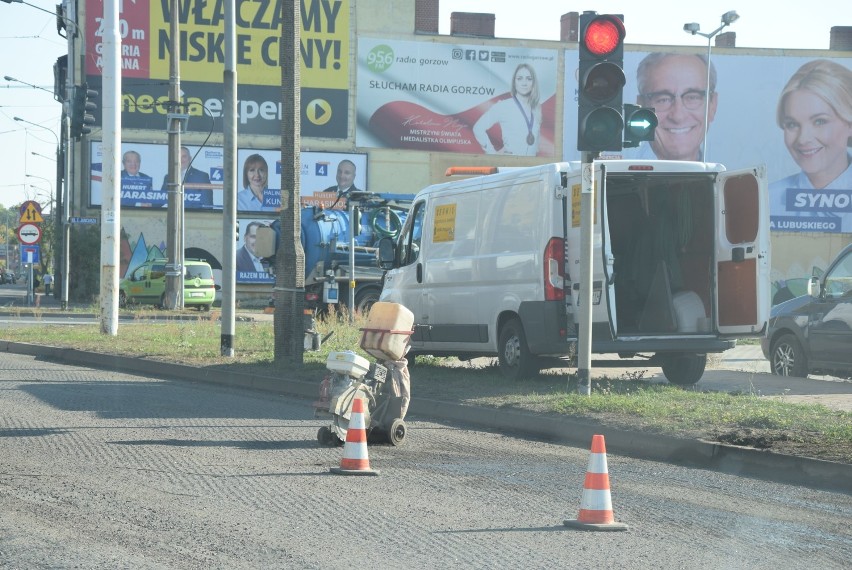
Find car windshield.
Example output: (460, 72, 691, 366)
(825, 251, 852, 299)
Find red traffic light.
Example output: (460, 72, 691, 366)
(583, 15, 625, 57)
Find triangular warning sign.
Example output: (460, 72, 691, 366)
(19, 201, 44, 223)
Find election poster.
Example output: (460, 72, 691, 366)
(89, 142, 368, 214)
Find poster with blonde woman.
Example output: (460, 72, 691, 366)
(473, 63, 542, 156)
(237, 154, 279, 213)
(769, 59, 852, 234)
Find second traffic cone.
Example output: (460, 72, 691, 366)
(330, 397, 380, 476)
(564, 434, 628, 531)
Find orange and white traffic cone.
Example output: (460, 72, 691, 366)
(330, 397, 380, 476)
(564, 434, 628, 531)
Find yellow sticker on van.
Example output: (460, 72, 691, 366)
(433, 203, 457, 243)
(571, 183, 598, 228)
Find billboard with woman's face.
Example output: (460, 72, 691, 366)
(356, 38, 558, 157)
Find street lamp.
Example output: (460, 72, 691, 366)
(4, 75, 55, 97)
(683, 10, 740, 162)
(13, 116, 59, 143)
(31, 151, 57, 162)
(1, 0, 79, 38)
(26, 173, 53, 193)
(28, 184, 53, 212)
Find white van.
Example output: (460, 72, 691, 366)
(378, 161, 770, 384)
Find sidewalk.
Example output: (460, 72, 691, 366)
(0, 288, 271, 323)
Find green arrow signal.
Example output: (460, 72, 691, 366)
(628, 117, 653, 129)
(623, 105, 657, 147)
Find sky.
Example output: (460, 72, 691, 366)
(0, 0, 849, 209)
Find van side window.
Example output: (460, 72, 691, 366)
(400, 201, 425, 267)
(149, 264, 166, 280)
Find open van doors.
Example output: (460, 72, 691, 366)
(564, 163, 618, 340)
(715, 166, 770, 336)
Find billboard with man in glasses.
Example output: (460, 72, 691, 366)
(562, 49, 852, 305)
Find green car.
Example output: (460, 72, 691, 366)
(119, 258, 217, 311)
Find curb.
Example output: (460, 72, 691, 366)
(1, 340, 849, 495)
(0, 310, 266, 322)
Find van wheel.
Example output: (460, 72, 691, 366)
(771, 334, 808, 377)
(661, 353, 706, 385)
(498, 318, 539, 380)
(119, 291, 127, 309)
(354, 288, 381, 315)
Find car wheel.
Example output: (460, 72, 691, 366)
(498, 318, 539, 380)
(661, 353, 707, 386)
(771, 334, 808, 377)
(119, 291, 127, 309)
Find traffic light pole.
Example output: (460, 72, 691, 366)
(575, 12, 628, 395)
(577, 152, 597, 396)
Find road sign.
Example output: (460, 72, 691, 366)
(19, 200, 44, 224)
(20, 244, 40, 264)
(70, 217, 98, 224)
(17, 223, 42, 245)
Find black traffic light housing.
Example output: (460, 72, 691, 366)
(622, 104, 658, 148)
(577, 13, 626, 153)
(71, 83, 98, 140)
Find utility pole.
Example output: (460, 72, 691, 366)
(274, 0, 305, 363)
(164, 0, 184, 310)
(220, 0, 237, 355)
(61, 113, 71, 310)
(99, 0, 121, 335)
(60, 2, 75, 311)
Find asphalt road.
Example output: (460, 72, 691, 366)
(1, 351, 850, 569)
(2, 283, 851, 491)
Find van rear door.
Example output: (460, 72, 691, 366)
(715, 166, 770, 336)
(565, 163, 617, 339)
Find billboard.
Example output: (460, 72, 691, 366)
(236, 217, 276, 284)
(563, 51, 852, 233)
(562, 50, 852, 303)
(356, 38, 558, 156)
(84, 0, 350, 137)
(89, 142, 368, 215)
